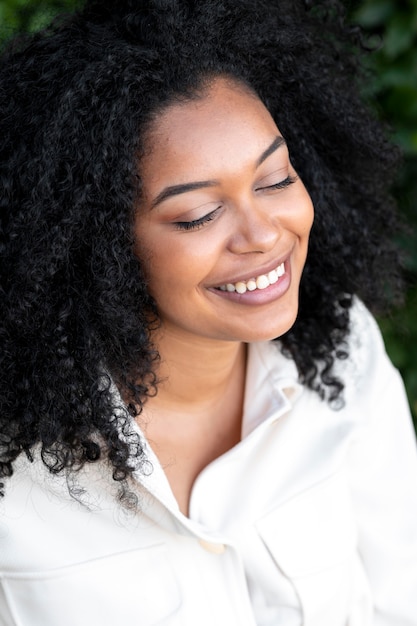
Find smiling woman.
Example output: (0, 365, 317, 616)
(0, 1, 417, 625)
(135, 79, 313, 345)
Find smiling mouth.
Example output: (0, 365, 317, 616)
(215, 262, 285, 294)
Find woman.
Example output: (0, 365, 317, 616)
(0, 0, 416, 624)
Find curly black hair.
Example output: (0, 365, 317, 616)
(0, 0, 403, 497)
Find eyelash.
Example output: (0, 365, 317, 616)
(174, 175, 297, 231)
(174, 208, 220, 231)
(258, 174, 297, 192)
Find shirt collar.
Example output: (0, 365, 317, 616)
(241, 341, 303, 439)
(113, 341, 302, 513)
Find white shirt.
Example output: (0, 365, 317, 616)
(1, 300, 417, 626)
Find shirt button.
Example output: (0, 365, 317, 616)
(198, 539, 226, 554)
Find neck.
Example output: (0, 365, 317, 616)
(149, 327, 247, 411)
(138, 329, 246, 516)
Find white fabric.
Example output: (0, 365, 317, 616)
(1, 300, 417, 625)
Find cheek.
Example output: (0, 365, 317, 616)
(295, 193, 314, 240)
(134, 228, 208, 303)
(278, 185, 314, 240)
(304, 203, 314, 238)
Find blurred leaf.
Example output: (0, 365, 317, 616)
(382, 91, 417, 117)
(383, 13, 416, 58)
(393, 129, 417, 156)
(0, 0, 80, 41)
(353, 0, 395, 27)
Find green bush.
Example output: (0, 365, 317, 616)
(349, 0, 417, 425)
(0, 0, 78, 38)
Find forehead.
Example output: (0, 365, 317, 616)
(140, 78, 280, 186)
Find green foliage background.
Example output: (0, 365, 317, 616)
(349, 0, 417, 428)
(1, 0, 416, 426)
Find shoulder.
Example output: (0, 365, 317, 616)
(346, 297, 386, 361)
(346, 298, 392, 375)
(332, 298, 410, 422)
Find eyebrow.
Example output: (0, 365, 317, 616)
(150, 135, 286, 208)
(256, 135, 286, 167)
(151, 180, 218, 209)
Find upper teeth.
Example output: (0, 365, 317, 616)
(218, 262, 285, 294)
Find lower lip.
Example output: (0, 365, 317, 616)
(209, 260, 291, 306)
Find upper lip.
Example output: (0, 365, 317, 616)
(210, 248, 292, 288)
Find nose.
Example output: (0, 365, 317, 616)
(227, 199, 282, 255)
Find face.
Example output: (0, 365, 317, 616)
(134, 78, 314, 345)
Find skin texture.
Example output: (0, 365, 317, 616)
(134, 79, 314, 513)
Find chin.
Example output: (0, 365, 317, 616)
(239, 311, 299, 343)
(254, 301, 299, 341)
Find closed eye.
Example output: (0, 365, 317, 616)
(257, 174, 297, 192)
(173, 174, 297, 231)
(174, 207, 221, 231)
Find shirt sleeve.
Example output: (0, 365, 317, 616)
(346, 301, 417, 626)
